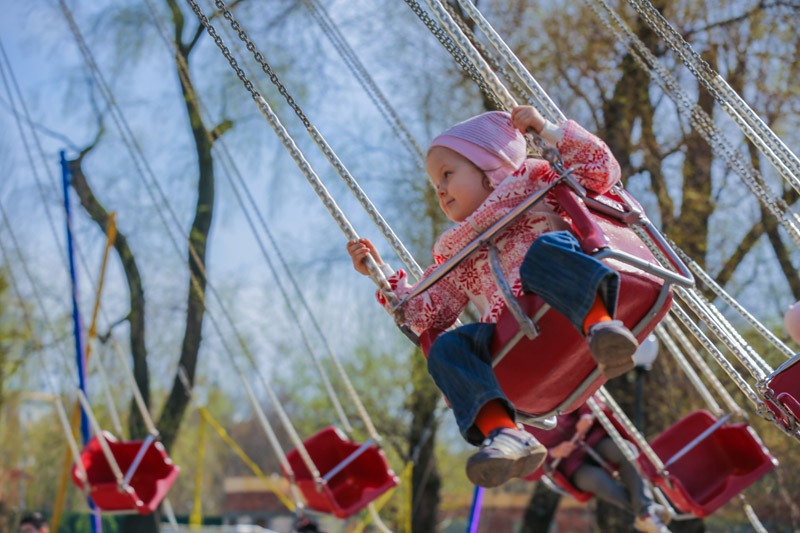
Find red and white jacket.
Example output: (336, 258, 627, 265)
(378, 120, 621, 333)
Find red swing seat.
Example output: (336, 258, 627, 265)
(70, 431, 179, 514)
(283, 426, 399, 519)
(761, 354, 800, 429)
(421, 185, 680, 420)
(637, 410, 776, 518)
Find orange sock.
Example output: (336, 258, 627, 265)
(474, 399, 517, 437)
(583, 295, 612, 334)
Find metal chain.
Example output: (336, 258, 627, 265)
(670, 303, 762, 409)
(423, 0, 517, 109)
(661, 315, 740, 415)
(441, 1, 529, 105)
(214, 0, 311, 127)
(403, 0, 507, 110)
(453, 0, 566, 124)
(593, 389, 666, 472)
(632, 225, 772, 383)
(655, 324, 724, 416)
(626, 0, 800, 195)
(587, 0, 800, 248)
(672, 244, 795, 359)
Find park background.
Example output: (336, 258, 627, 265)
(1, 0, 799, 531)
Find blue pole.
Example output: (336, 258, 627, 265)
(466, 485, 484, 533)
(61, 151, 102, 533)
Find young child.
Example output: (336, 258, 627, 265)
(526, 407, 671, 533)
(347, 106, 639, 487)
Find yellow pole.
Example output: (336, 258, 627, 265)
(198, 407, 296, 511)
(403, 462, 413, 533)
(51, 214, 117, 532)
(189, 418, 206, 529)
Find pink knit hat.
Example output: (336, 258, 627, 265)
(429, 111, 526, 187)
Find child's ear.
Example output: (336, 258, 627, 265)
(482, 175, 494, 191)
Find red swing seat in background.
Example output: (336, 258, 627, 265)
(761, 354, 800, 428)
(70, 431, 179, 514)
(420, 185, 676, 420)
(283, 426, 399, 519)
(637, 410, 776, 518)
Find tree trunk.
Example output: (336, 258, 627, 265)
(519, 482, 561, 533)
(408, 351, 442, 533)
(68, 154, 150, 440)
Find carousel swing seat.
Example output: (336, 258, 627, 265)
(420, 182, 692, 423)
(638, 410, 776, 518)
(70, 431, 179, 514)
(284, 426, 399, 519)
(761, 354, 800, 429)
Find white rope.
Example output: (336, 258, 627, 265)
(92, 341, 124, 436)
(60, 0, 321, 486)
(302, 0, 426, 168)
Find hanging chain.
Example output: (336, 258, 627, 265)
(212, 0, 311, 127)
(626, 0, 800, 194)
(442, 1, 529, 105)
(403, 0, 506, 110)
(587, 0, 800, 248)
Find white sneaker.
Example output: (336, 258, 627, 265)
(465, 427, 547, 488)
(634, 512, 671, 533)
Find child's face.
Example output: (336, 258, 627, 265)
(426, 146, 492, 223)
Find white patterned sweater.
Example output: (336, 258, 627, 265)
(377, 119, 621, 334)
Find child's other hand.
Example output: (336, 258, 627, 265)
(576, 414, 594, 435)
(551, 441, 576, 459)
(511, 105, 546, 135)
(347, 238, 382, 276)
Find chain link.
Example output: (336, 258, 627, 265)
(442, 1, 529, 105)
(453, 0, 566, 124)
(626, 0, 800, 195)
(587, 0, 800, 248)
(213, 0, 311, 127)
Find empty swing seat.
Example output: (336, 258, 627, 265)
(421, 186, 677, 419)
(284, 426, 399, 519)
(763, 354, 800, 426)
(70, 431, 180, 514)
(638, 410, 776, 517)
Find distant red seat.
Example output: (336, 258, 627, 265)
(421, 186, 674, 419)
(762, 355, 800, 428)
(638, 410, 776, 517)
(284, 426, 399, 519)
(70, 431, 179, 514)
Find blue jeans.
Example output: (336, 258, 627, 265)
(427, 231, 619, 445)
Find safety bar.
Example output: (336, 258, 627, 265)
(321, 438, 375, 484)
(392, 174, 568, 310)
(488, 245, 539, 339)
(662, 413, 732, 470)
(553, 185, 610, 253)
(122, 434, 157, 488)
